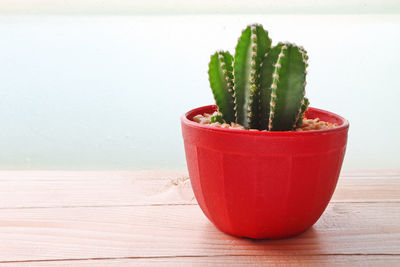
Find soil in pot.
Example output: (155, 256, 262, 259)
(193, 111, 338, 131)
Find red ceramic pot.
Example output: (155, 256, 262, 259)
(181, 105, 349, 239)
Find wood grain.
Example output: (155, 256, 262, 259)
(0, 203, 399, 262)
(0, 171, 194, 208)
(0, 171, 398, 265)
(5, 255, 400, 266)
(0, 171, 398, 209)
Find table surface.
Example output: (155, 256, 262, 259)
(0, 170, 399, 266)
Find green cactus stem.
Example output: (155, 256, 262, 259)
(295, 97, 310, 127)
(208, 51, 235, 123)
(210, 113, 225, 124)
(258, 43, 284, 130)
(268, 43, 308, 131)
(233, 24, 271, 129)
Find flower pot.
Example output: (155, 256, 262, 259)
(181, 105, 349, 239)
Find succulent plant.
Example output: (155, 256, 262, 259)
(208, 24, 310, 131)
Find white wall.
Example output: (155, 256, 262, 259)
(0, 1, 399, 15)
(1, 14, 399, 170)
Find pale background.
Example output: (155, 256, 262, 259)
(0, 1, 399, 170)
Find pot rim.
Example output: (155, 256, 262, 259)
(181, 105, 349, 136)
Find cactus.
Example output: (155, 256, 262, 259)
(233, 24, 271, 129)
(267, 43, 308, 131)
(210, 113, 225, 124)
(295, 97, 310, 127)
(208, 51, 235, 123)
(258, 43, 285, 130)
(208, 24, 309, 131)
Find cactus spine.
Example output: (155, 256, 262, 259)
(208, 24, 310, 131)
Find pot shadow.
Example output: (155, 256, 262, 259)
(200, 223, 326, 258)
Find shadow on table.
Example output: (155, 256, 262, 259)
(201, 222, 326, 256)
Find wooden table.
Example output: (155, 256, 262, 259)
(0, 170, 399, 266)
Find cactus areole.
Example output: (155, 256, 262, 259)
(208, 24, 310, 131)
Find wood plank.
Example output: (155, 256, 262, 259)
(0, 171, 399, 209)
(0, 203, 398, 262)
(339, 170, 400, 177)
(4, 255, 400, 266)
(333, 178, 400, 202)
(0, 171, 195, 208)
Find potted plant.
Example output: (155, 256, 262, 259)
(181, 24, 349, 239)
